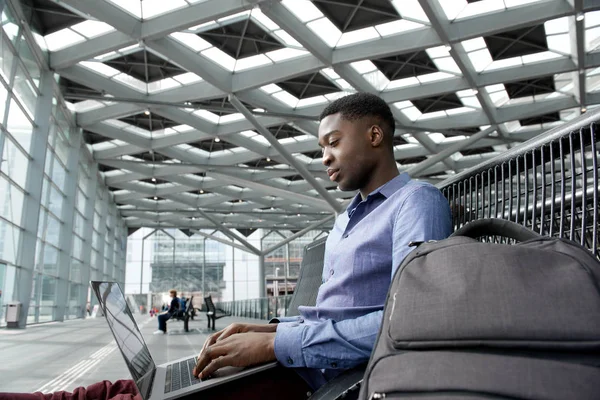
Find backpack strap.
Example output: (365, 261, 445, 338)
(451, 218, 540, 242)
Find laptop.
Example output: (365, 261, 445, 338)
(91, 281, 277, 400)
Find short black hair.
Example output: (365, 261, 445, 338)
(319, 92, 395, 138)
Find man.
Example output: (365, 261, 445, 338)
(153, 289, 179, 335)
(191, 93, 452, 390)
(3, 93, 451, 399)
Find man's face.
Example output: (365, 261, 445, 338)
(318, 113, 374, 192)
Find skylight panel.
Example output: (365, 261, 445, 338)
(105, 119, 130, 129)
(392, 0, 428, 23)
(219, 114, 245, 124)
(337, 27, 379, 47)
(45, 29, 85, 51)
(250, 135, 270, 145)
(234, 54, 272, 71)
(439, 0, 467, 20)
(193, 110, 220, 124)
(113, 73, 147, 92)
(142, 0, 188, 19)
(521, 51, 562, 64)
(399, 106, 421, 121)
(108, 0, 142, 18)
(266, 48, 309, 62)
(307, 18, 341, 48)
(445, 107, 473, 116)
(173, 72, 202, 84)
(467, 49, 493, 72)
(147, 78, 181, 93)
(251, 9, 279, 31)
(72, 100, 105, 113)
(260, 84, 281, 94)
(462, 37, 486, 52)
(386, 77, 420, 90)
(485, 57, 523, 71)
(418, 72, 455, 83)
(456, 0, 504, 20)
(282, 0, 322, 23)
(297, 96, 328, 108)
(585, 20, 600, 53)
(170, 32, 212, 52)
(545, 17, 569, 35)
(363, 70, 388, 91)
(273, 91, 298, 107)
(419, 110, 447, 120)
(79, 61, 121, 78)
(351, 60, 377, 74)
(201, 48, 235, 71)
(429, 57, 461, 74)
(272, 29, 302, 47)
(322, 68, 340, 80)
(70, 20, 115, 38)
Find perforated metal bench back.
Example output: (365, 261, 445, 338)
(286, 236, 327, 317)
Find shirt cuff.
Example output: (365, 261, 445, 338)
(274, 322, 306, 368)
(271, 316, 303, 324)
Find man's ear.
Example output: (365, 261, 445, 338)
(370, 125, 385, 147)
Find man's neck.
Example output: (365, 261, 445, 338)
(359, 162, 400, 200)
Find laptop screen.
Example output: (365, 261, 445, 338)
(91, 281, 155, 399)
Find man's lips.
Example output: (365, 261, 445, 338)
(327, 169, 339, 181)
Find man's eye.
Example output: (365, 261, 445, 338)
(329, 140, 338, 147)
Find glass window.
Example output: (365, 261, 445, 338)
(13, 64, 36, 118)
(48, 184, 64, 219)
(0, 219, 19, 264)
(75, 189, 87, 212)
(0, 34, 15, 82)
(54, 130, 70, 165)
(36, 210, 46, 241)
(1, 8, 20, 45)
(51, 157, 66, 191)
(42, 244, 59, 276)
(15, 35, 41, 88)
(73, 212, 85, 237)
(72, 235, 83, 260)
(41, 274, 57, 303)
(0, 177, 24, 226)
(70, 260, 82, 283)
(2, 138, 29, 188)
(44, 214, 61, 247)
(92, 230, 100, 250)
(0, 81, 8, 122)
(6, 98, 33, 153)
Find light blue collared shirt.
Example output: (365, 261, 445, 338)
(274, 173, 452, 389)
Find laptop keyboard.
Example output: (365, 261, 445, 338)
(164, 357, 202, 393)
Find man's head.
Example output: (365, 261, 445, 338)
(169, 289, 177, 298)
(318, 93, 396, 194)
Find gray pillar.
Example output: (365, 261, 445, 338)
(15, 70, 53, 328)
(259, 254, 265, 298)
(96, 193, 108, 280)
(231, 244, 235, 303)
(79, 162, 98, 309)
(202, 237, 206, 297)
(55, 124, 82, 321)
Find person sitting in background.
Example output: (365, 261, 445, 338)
(153, 289, 179, 335)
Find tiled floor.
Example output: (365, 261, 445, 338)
(0, 314, 262, 394)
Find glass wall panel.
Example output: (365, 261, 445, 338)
(0, 219, 19, 264)
(0, 177, 24, 225)
(2, 138, 29, 188)
(6, 99, 33, 153)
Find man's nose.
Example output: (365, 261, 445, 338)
(322, 148, 332, 166)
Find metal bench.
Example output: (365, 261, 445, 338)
(204, 295, 231, 331)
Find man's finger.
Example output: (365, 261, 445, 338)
(199, 355, 233, 379)
(193, 343, 228, 376)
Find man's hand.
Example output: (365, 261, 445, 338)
(192, 332, 277, 379)
(200, 323, 277, 353)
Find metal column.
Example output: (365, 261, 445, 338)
(15, 70, 53, 328)
(55, 122, 82, 321)
(80, 162, 98, 310)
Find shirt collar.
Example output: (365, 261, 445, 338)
(346, 173, 410, 215)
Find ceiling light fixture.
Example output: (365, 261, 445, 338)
(151, 177, 156, 182)
(581, 107, 587, 113)
(144, 110, 150, 115)
(576, 13, 584, 22)
(214, 137, 221, 142)
(192, 217, 196, 220)
(200, 189, 204, 194)
(153, 196, 158, 200)
(266, 157, 271, 162)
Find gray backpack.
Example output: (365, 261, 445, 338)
(359, 219, 600, 400)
